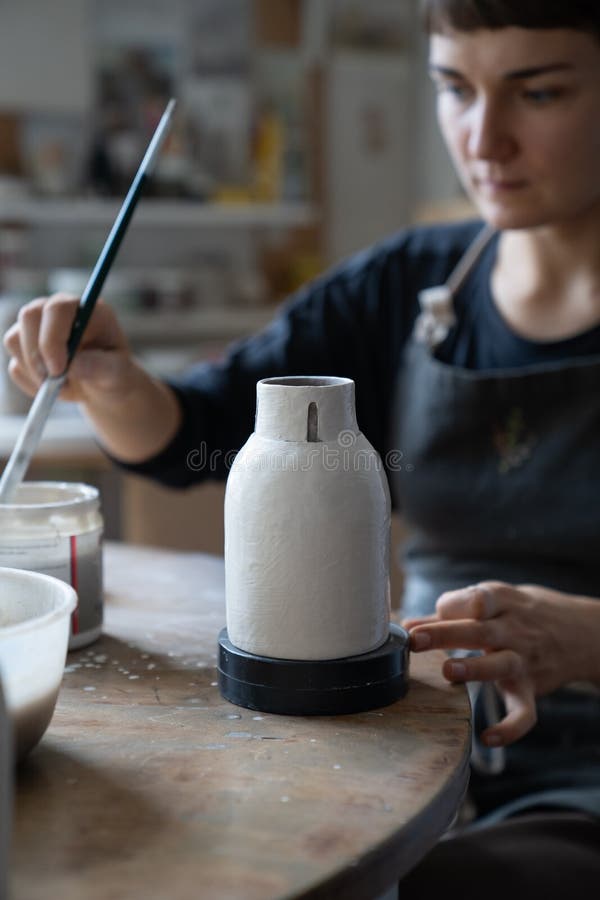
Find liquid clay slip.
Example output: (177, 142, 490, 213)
(0, 482, 103, 649)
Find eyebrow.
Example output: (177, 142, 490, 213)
(429, 63, 575, 80)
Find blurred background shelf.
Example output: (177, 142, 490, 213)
(120, 306, 276, 342)
(0, 0, 468, 605)
(0, 199, 319, 229)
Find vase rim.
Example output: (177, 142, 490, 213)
(259, 376, 353, 388)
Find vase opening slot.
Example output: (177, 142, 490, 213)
(260, 377, 350, 388)
(307, 402, 319, 441)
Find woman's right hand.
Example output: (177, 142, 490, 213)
(3, 292, 182, 463)
(2, 293, 137, 406)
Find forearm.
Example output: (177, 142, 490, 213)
(572, 594, 600, 685)
(80, 362, 182, 464)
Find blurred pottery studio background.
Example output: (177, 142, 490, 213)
(0, 0, 473, 605)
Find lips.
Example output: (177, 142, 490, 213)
(475, 176, 528, 191)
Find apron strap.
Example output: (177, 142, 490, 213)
(415, 223, 497, 348)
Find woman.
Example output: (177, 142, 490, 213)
(4, 0, 600, 889)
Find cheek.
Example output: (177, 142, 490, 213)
(523, 119, 600, 220)
(564, 129, 600, 180)
(525, 106, 600, 175)
(436, 105, 468, 166)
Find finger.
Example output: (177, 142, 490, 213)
(436, 581, 512, 621)
(401, 613, 439, 630)
(410, 618, 505, 653)
(442, 648, 524, 683)
(482, 679, 537, 747)
(3, 321, 22, 358)
(8, 356, 80, 404)
(17, 299, 47, 382)
(3, 323, 32, 381)
(38, 293, 79, 376)
(7, 358, 42, 398)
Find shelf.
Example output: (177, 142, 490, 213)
(0, 199, 318, 229)
(120, 306, 278, 342)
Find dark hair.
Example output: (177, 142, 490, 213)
(421, 0, 600, 38)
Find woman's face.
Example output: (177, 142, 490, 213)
(429, 27, 600, 230)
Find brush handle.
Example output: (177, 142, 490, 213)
(66, 98, 176, 363)
(66, 173, 148, 361)
(0, 376, 65, 503)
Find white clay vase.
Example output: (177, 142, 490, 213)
(224, 376, 392, 661)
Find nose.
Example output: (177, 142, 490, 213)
(467, 98, 517, 162)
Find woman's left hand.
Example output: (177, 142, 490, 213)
(403, 581, 600, 748)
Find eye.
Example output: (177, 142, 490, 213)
(522, 87, 565, 104)
(435, 81, 472, 101)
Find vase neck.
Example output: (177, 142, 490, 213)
(255, 377, 358, 442)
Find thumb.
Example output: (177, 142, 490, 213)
(481, 677, 537, 747)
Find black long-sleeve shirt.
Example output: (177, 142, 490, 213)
(119, 220, 600, 489)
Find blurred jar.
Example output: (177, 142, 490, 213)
(230, 264, 268, 307)
(193, 265, 230, 309)
(151, 269, 196, 311)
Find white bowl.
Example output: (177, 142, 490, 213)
(0, 567, 77, 761)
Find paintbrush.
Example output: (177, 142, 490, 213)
(0, 98, 176, 504)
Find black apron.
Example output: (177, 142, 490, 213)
(388, 227, 600, 822)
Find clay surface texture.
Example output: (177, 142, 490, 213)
(225, 377, 392, 660)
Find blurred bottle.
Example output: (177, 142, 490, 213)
(252, 103, 284, 203)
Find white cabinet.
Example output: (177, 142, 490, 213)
(326, 52, 413, 262)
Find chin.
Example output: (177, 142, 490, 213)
(470, 198, 555, 231)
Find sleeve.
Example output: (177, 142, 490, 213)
(111, 225, 459, 489)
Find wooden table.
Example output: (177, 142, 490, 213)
(12, 543, 471, 900)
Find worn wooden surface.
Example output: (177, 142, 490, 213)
(12, 543, 471, 900)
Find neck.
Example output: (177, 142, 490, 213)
(491, 203, 600, 340)
(499, 203, 600, 298)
